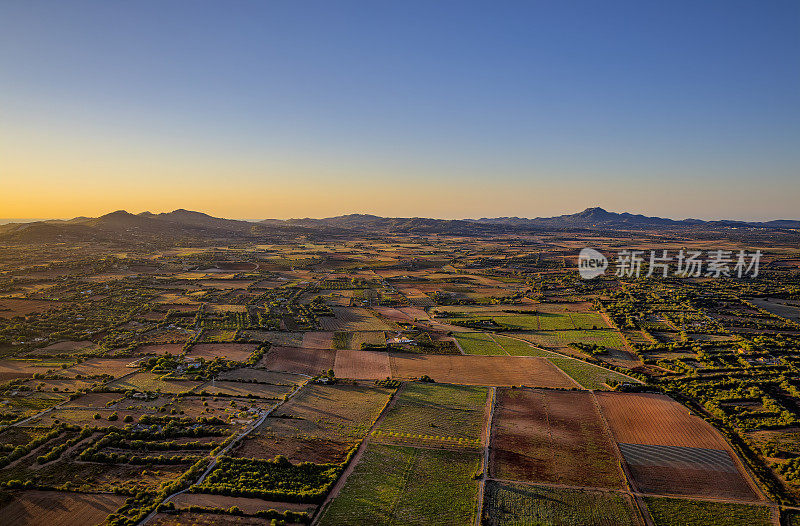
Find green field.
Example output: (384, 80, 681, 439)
(483, 481, 641, 526)
(493, 335, 559, 357)
(454, 332, 506, 355)
(644, 497, 772, 526)
(548, 358, 637, 390)
(374, 383, 487, 447)
(516, 329, 625, 351)
(319, 444, 480, 525)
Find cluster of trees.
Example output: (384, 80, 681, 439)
(106, 456, 211, 526)
(157, 502, 310, 524)
(194, 455, 342, 503)
(0, 424, 70, 469)
(36, 426, 93, 464)
(568, 342, 607, 355)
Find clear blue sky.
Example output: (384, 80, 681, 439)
(1, 0, 798, 220)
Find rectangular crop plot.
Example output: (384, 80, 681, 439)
(643, 497, 772, 526)
(334, 350, 391, 379)
(319, 444, 480, 526)
(483, 481, 642, 526)
(236, 383, 394, 464)
(597, 392, 761, 500)
(490, 389, 625, 488)
(493, 335, 559, 357)
(454, 332, 506, 355)
(107, 371, 201, 394)
(186, 343, 258, 362)
(193, 380, 294, 399)
(374, 383, 488, 448)
(548, 357, 638, 390)
(318, 307, 393, 331)
(0, 490, 125, 526)
(595, 392, 730, 449)
(389, 355, 575, 387)
(258, 346, 336, 376)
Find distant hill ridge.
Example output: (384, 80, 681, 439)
(0, 207, 797, 244)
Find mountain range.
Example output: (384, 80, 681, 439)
(0, 207, 798, 244)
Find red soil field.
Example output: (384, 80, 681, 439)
(333, 350, 391, 379)
(258, 346, 336, 376)
(302, 331, 334, 349)
(597, 392, 762, 500)
(490, 388, 625, 488)
(389, 354, 575, 387)
(0, 490, 125, 526)
(187, 343, 258, 362)
(595, 392, 729, 449)
(627, 462, 760, 501)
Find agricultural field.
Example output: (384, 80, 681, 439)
(374, 383, 488, 448)
(333, 350, 391, 380)
(0, 490, 126, 526)
(643, 497, 772, 526)
(1, 219, 798, 524)
(596, 392, 761, 500)
(258, 346, 336, 376)
(235, 383, 392, 463)
(187, 343, 258, 362)
(490, 388, 625, 488)
(453, 332, 506, 355)
(483, 482, 642, 526)
(388, 354, 576, 387)
(319, 444, 480, 525)
(548, 357, 639, 389)
(107, 371, 203, 394)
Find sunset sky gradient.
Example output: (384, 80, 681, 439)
(2, 1, 799, 221)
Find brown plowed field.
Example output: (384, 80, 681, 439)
(0, 490, 125, 526)
(595, 392, 729, 449)
(490, 388, 625, 488)
(302, 331, 334, 349)
(187, 343, 258, 361)
(258, 346, 335, 375)
(233, 434, 353, 464)
(389, 354, 575, 387)
(596, 392, 762, 500)
(334, 350, 391, 379)
(628, 463, 760, 500)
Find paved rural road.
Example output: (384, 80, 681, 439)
(136, 377, 310, 526)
